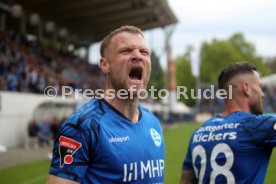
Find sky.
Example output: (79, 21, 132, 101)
(90, 0, 276, 69)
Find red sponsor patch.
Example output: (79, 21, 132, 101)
(59, 136, 82, 167)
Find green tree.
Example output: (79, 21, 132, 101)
(266, 57, 276, 74)
(200, 33, 270, 84)
(229, 33, 269, 77)
(175, 48, 196, 106)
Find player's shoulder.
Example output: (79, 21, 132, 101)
(77, 98, 105, 117)
(139, 103, 159, 121)
(232, 112, 276, 128)
(204, 112, 274, 123)
(61, 99, 105, 131)
(139, 104, 150, 114)
(196, 112, 253, 129)
(238, 111, 275, 122)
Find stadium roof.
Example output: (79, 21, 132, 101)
(14, 0, 177, 46)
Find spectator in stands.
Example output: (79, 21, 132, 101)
(50, 117, 62, 140)
(37, 119, 52, 147)
(27, 118, 40, 138)
(0, 30, 105, 95)
(5, 64, 19, 91)
(0, 59, 5, 75)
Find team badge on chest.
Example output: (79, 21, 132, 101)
(150, 128, 162, 147)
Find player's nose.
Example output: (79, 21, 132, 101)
(131, 49, 143, 61)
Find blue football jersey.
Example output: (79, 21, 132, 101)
(49, 98, 165, 184)
(183, 111, 276, 184)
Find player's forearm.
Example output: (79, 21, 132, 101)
(179, 170, 197, 184)
(47, 174, 80, 184)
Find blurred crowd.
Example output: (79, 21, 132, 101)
(197, 85, 225, 115)
(27, 117, 66, 147)
(0, 30, 105, 95)
(198, 85, 276, 114)
(263, 86, 276, 113)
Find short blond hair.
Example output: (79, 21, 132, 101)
(100, 25, 144, 57)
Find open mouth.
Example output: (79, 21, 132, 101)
(129, 66, 143, 82)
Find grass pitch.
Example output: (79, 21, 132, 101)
(0, 123, 275, 184)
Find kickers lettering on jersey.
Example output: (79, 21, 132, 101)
(193, 132, 237, 143)
(59, 136, 82, 167)
(123, 159, 164, 182)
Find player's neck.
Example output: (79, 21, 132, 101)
(222, 100, 250, 116)
(103, 95, 140, 123)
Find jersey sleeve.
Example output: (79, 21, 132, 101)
(245, 115, 276, 147)
(182, 133, 194, 171)
(49, 114, 97, 182)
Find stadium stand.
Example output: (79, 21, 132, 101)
(0, 30, 106, 94)
(0, 0, 177, 95)
(0, 0, 177, 149)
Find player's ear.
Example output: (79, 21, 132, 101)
(99, 57, 110, 74)
(241, 81, 250, 96)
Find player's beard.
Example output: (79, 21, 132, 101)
(249, 89, 263, 115)
(108, 74, 127, 95)
(108, 74, 143, 99)
(249, 103, 263, 115)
